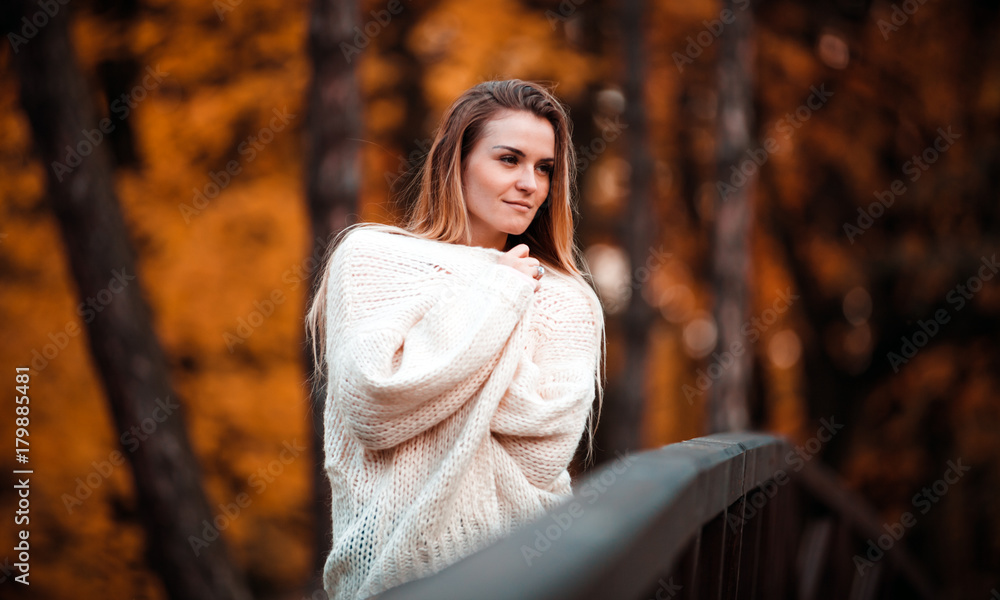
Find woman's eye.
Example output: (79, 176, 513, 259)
(500, 155, 517, 165)
(538, 164, 553, 175)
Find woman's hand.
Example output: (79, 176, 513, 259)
(498, 244, 542, 291)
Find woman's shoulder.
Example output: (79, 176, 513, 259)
(332, 224, 433, 263)
(532, 273, 605, 358)
(339, 223, 414, 249)
(537, 270, 605, 327)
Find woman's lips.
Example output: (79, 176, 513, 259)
(503, 200, 531, 212)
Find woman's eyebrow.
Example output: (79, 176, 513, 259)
(492, 145, 554, 162)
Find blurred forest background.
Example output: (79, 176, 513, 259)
(0, 0, 998, 598)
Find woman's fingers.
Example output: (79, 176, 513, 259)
(499, 244, 541, 289)
(509, 244, 530, 258)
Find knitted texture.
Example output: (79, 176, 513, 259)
(320, 225, 603, 599)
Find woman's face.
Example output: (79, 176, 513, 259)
(462, 109, 555, 250)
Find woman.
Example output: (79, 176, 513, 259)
(305, 79, 606, 599)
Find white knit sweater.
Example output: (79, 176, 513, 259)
(320, 225, 604, 599)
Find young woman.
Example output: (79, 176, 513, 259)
(305, 79, 606, 599)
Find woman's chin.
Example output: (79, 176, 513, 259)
(504, 219, 536, 237)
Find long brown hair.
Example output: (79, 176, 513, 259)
(305, 79, 606, 464)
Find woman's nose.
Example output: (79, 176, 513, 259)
(515, 167, 537, 193)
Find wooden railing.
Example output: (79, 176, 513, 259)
(373, 432, 935, 600)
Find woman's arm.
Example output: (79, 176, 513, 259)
(328, 231, 536, 450)
(490, 285, 603, 488)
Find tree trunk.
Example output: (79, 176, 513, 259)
(600, 0, 657, 458)
(4, 3, 252, 599)
(303, 0, 365, 577)
(708, 0, 755, 433)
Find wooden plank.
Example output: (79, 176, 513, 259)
(848, 559, 882, 600)
(796, 517, 834, 600)
(676, 528, 701, 600)
(736, 487, 763, 600)
(827, 517, 855, 600)
(697, 512, 727, 600)
(721, 497, 745, 599)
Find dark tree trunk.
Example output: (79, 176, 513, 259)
(708, 0, 755, 433)
(303, 0, 364, 578)
(381, 4, 430, 218)
(3, 3, 252, 600)
(600, 0, 657, 459)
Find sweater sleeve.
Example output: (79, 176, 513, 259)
(327, 231, 537, 450)
(490, 283, 603, 488)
